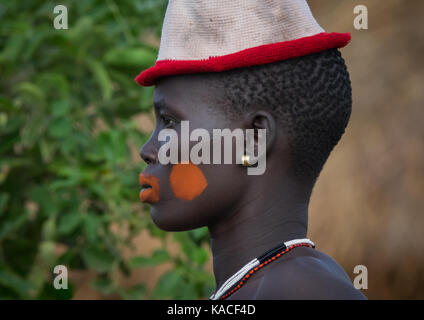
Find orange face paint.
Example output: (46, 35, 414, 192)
(139, 173, 160, 204)
(170, 162, 207, 200)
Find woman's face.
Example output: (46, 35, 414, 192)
(139, 75, 248, 231)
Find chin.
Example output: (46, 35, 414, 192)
(150, 205, 186, 231)
(150, 204, 205, 232)
(150, 205, 171, 231)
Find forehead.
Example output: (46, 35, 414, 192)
(153, 74, 223, 116)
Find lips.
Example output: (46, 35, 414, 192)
(139, 173, 160, 204)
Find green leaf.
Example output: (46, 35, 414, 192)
(104, 47, 157, 68)
(15, 82, 46, 104)
(0, 96, 15, 112)
(129, 249, 171, 268)
(0, 192, 10, 217)
(0, 112, 9, 129)
(152, 269, 183, 299)
(192, 247, 209, 265)
(96, 130, 128, 164)
(119, 284, 147, 300)
(47, 118, 73, 139)
(22, 29, 49, 62)
(0, 269, 32, 298)
(0, 35, 26, 63)
(41, 218, 56, 241)
(86, 59, 113, 101)
(177, 281, 198, 299)
(57, 212, 82, 235)
(51, 100, 71, 117)
(38, 240, 56, 265)
(189, 227, 209, 244)
(39, 139, 56, 164)
(0, 210, 29, 241)
(81, 246, 115, 273)
(31, 185, 58, 216)
(139, 86, 154, 112)
(91, 277, 115, 296)
(84, 214, 103, 243)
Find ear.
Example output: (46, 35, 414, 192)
(243, 110, 277, 158)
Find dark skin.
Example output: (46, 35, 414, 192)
(139, 74, 367, 300)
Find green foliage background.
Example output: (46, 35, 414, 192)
(0, 0, 214, 299)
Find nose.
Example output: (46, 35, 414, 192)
(139, 137, 157, 165)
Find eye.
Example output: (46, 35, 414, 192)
(160, 113, 178, 128)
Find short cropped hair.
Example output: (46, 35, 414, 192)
(215, 49, 352, 185)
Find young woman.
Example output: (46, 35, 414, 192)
(136, 0, 366, 300)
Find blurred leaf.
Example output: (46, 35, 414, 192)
(0, 35, 26, 63)
(129, 249, 170, 268)
(82, 246, 115, 273)
(39, 139, 56, 164)
(86, 59, 113, 101)
(22, 29, 49, 62)
(57, 213, 82, 235)
(0, 96, 15, 112)
(42, 218, 56, 241)
(38, 74, 70, 99)
(91, 276, 115, 296)
(139, 86, 154, 112)
(0, 269, 32, 298)
(192, 247, 209, 265)
(47, 118, 73, 139)
(178, 281, 198, 300)
(152, 269, 183, 299)
(15, 82, 46, 104)
(104, 47, 156, 68)
(67, 16, 93, 42)
(51, 100, 71, 117)
(189, 227, 209, 244)
(84, 214, 103, 243)
(119, 284, 146, 300)
(0, 192, 10, 217)
(0, 210, 29, 241)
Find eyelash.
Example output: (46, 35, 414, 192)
(160, 114, 178, 127)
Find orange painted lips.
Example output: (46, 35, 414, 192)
(139, 173, 160, 204)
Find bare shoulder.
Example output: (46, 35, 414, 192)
(253, 246, 367, 300)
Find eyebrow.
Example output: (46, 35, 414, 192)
(153, 99, 172, 112)
(153, 99, 184, 118)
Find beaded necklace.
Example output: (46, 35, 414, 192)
(209, 238, 315, 300)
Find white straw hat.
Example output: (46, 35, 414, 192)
(135, 0, 350, 86)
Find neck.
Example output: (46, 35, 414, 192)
(208, 176, 310, 291)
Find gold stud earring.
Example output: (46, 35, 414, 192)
(241, 154, 250, 166)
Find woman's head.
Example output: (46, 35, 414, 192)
(139, 48, 351, 231)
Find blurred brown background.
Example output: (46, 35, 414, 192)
(308, 0, 424, 299)
(73, 0, 424, 299)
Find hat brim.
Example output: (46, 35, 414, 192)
(135, 32, 351, 87)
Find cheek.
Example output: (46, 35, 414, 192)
(169, 162, 207, 201)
